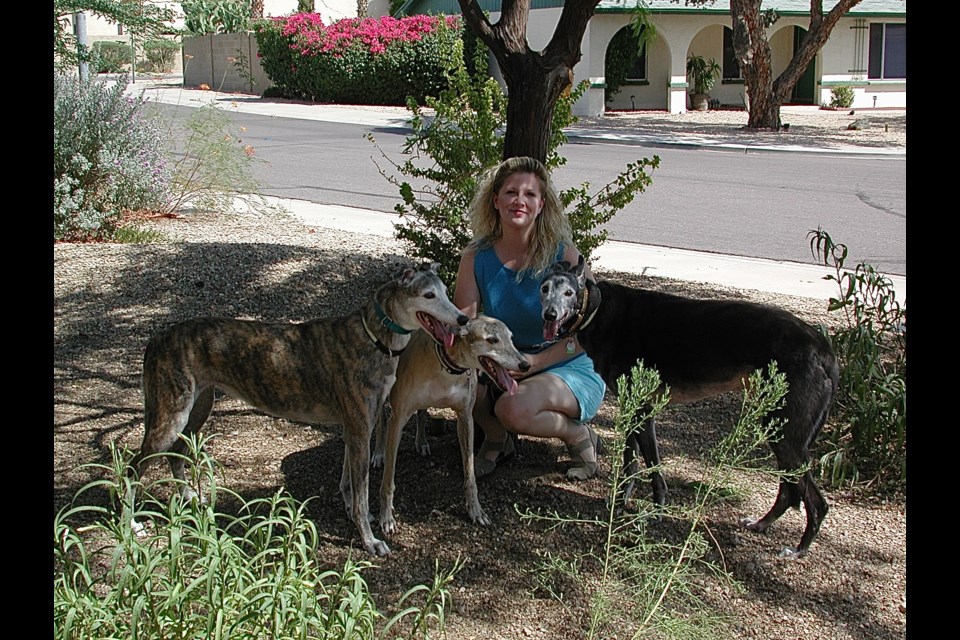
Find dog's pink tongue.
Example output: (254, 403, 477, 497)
(497, 366, 519, 395)
(442, 326, 456, 349)
(544, 320, 561, 341)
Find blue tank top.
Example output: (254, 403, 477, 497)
(474, 245, 565, 352)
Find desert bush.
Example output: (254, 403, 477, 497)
(54, 73, 170, 241)
(521, 361, 789, 638)
(808, 227, 906, 491)
(139, 38, 180, 72)
(160, 103, 272, 215)
(92, 40, 131, 73)
(254, 12, 464, 105)
(828, 85, 855, 109)
(368, 43, 658, 288)
(54, 434, 462, 639)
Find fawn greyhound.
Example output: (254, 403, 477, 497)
(372, 315, 530, 536)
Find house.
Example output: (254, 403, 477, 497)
(394, 0, 906, 115)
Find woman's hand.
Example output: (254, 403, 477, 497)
(511, 336, 584, 380)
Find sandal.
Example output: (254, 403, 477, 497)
(566, 425, 604, 481)
(475, 434, 516, 479)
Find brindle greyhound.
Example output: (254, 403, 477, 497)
(129, 262, 467, 557)
(539, 257, 839, 557)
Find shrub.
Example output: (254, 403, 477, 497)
(160, 103, 271, 215)
(367, 37, 506, 285)
(829, 85, 855, 109)
(521, 361, 789, 638)
(92, 40, 131, 73)
(254, 12, 464, 105)
(369, 44, 659, 288)
(139, 38, 180, 73)
(54, 73, 171, 241)
(808, 227, 906, 491)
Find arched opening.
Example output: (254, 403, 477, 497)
(604, 25, 648, 109)
(603, 24, 669, 111)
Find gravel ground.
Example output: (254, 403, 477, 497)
(54, 205, 906, 640)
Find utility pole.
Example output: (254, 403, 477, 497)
(74, 12, 89, 82)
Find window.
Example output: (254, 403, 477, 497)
(722, 27, 741, 80)
(625, 26, 648, 82)
(868, 23, 905, 79)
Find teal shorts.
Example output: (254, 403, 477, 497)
(537, 352, 607, 423)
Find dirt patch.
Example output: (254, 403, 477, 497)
(54, 209, 906, 639)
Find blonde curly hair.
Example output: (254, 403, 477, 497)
(465, 156, 572, 278)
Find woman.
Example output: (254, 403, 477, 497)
(453, 156, 606, 480)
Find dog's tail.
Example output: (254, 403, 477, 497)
(807, 350, 841, 451)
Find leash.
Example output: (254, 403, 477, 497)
(361, 304, 408, 357)
(433, 342, 469, 375)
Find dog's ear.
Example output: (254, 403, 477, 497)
(575, 255, 585, 272)
(398, 266, 417, 285)
(571, 255, 587, 286)
(419, 261, 441, 273)
(548, 260, 570, 275)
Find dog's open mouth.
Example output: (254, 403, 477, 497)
(417, 312, 456, 348)
(542, 313, 568, 342)
(479, 356, 519, 395)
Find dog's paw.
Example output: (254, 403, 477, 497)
(739, 516, 765, 532)
(131, 518, 148, 538)
(417, 443, 431, 457)
(469, 506, 492, 527)
(366, 537, 392, 557)
(370, 452, 385, 468)
(778, 546, 805, 559)
(380, 512, 399, 536)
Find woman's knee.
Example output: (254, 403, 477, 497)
(493, 395, 534, 431)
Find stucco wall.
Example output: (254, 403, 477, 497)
(584, 11, 905, 115)
(182, 33, 273, 94)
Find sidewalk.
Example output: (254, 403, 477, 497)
(128, 75, 906, 302)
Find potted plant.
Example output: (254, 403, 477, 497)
(686, 54, 721, 111)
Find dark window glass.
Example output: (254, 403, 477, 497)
(626, 26, 647, 81)
(723, 27, 741, 80)
(869, 23, 905, 80)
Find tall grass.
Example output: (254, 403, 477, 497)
(54, 434, 460, 640)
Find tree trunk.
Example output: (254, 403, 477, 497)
(730, 0, 863, 130)
(457, 0, 600, 162)
(500, 58, 569, 161)
(730, 0, 778, 129)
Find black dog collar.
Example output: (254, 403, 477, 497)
(361, 310, 406, 357)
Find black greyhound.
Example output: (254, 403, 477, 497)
(539, 257, 839, 557)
